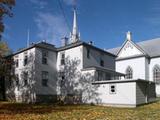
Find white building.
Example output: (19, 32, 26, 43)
(5, 9, 157, 107)
(107, 32, 160, 97)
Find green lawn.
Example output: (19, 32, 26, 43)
(0, 100, 160, 120)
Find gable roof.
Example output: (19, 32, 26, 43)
(12, 42, 57, 56)
(12, 40, 116, 57)
(116, 39, 148, 57)
(107, 38, 160, 58)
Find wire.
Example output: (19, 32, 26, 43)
(57, 0, 72, 33)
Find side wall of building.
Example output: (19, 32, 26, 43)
(91, 82, 136, 107)
(34, 47, 57, 102)
(57, 45, 83, 71)
(149, 57, 160, 96)
(83, 46, 115, 70)
(116, 57, 147, 80)
(136, 82, 147, 105)
(6, 48, 36, 102)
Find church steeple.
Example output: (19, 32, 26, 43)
(70, 8, 80, 43)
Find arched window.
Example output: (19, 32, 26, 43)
(125, 66, 133, 79)
(153, 65, 160, 84)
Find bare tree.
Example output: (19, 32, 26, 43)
(6, 52, 36, 103)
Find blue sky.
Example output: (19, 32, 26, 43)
(3, 0, 160, 51)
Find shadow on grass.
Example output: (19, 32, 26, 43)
(0, 102, 92, 115)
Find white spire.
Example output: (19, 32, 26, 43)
(70, 8, 80, 43)
(126, 31, 132, 41)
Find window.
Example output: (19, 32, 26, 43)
(98, 71, 104, 81)
(87, 49, 90, 59)
(60, 53, 65, 65)
(109, 84, 116, 94)
(23, 72, 28, 86)
(60, 75, 65, 88)
(100, 59, 104, 67)
(42, 51, 48, 64)
(105, 73, 111, 80)
(9, 78, 12, 87)
(15, 74, 19, 90)
(153, 65, 160, 84)
(23, 56, 28, 66)
(15, 59, 19, 67)
(125, 66, 133, 79)
(42, 71, 49, 87)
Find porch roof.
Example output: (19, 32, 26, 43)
(82, 66, 125, 76)
(92, 79, 155, 84)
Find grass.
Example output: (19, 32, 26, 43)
(0, 100, 160, 120)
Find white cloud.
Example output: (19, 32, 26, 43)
(29, 0, 48, 9)
(34, 12, 69, 46)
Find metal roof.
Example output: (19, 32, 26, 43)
(58, 41, 116, 57)
(107, 38, 160, 58)
(82, 66, 125, 76)
(13, 41, 116, 57)
(92, 79, 155, 84)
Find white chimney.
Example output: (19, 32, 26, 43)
(126, 31, 132, 41)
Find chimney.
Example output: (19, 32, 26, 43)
(42, 40, 46, 43)
(61, 37, 68, 46)
(126, 31, 132, 41)
(88, 41, 93, 45)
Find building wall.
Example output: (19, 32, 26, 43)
(116, 57, 147, 79)
(149, 57, 160, 96)
(149, 57, 160, 81)
(9, 47, 58, 103)
(91, 82, 136, 106)
(136, 82, 156, 105)
(83, 46, 115, 70)
(11, 48, 36, 102)
(136, 82, 147, 105)
(57, 45, 83, 71)
(34, 47, 57, 95)
(145, 58, 150, 80)
(148, 83, 156, 102)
